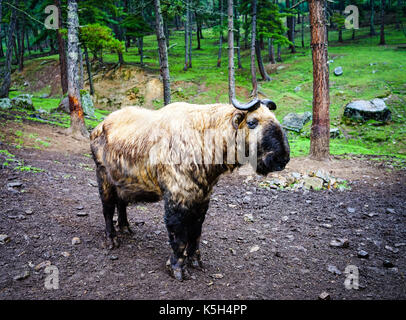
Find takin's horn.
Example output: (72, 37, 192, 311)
(260, 99, 277, 111)
(231, 98, 261, 111)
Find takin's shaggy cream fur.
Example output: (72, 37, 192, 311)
(90, 102, 279, 206)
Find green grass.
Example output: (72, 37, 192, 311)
(4, 24, 406, 160)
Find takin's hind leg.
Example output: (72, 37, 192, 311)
(96, 166, 120, 249)
(116, 198, 133, 235)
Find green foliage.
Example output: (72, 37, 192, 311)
(80, 24, 124, 59)
(239, 0, 291, 46)
(331, 12, 346, 30)
(120, 15, 152, 38)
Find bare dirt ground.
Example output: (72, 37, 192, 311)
(0, 122, 405, 300)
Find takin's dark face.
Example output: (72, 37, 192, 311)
(233, 104, 290, 175)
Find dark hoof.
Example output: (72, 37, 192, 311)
(166, 259, 190, 281)
(186, 252, 204, 270)
(118, 225, 133, 235)
(103, 236, 120, 250)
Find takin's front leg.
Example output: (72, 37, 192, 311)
(164, 198, 209, 281)
(164, 198, 192, 281)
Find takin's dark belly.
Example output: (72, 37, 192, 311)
(116, 187, 162, 203)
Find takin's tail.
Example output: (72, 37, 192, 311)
(90, 121, 104, 141)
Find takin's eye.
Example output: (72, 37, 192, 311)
(246, 119, 258, 129)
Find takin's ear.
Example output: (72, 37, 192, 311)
(231, 111, 246, 130)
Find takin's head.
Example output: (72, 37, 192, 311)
(231, 98, 290, 175)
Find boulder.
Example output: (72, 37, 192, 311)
(56, 92, 95, 117)
(303, 176, 324, 190)
(330, 127, 340, 138)
(11, 94, 34, 110)
(0, 98, 12, 110)
(282, 111, 312, 132)
(57, 96, 70, 113)
(334, 66, 343, 76)
(80, 91, 95, 117)
(344, 99, 391, 122)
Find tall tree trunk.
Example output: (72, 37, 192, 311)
(154, 0, 171, 106)
(196, 10, 201, 49)
(188, 9, 192, 68)
(0, 0, 2, 37)
(217, 0, 224, 67)
(184, 0, 189, 71)
(138, 37, 144, 65)
(235, 0, 242, 69)
(301, 11, 305, 47)
(250, 0, 258, 97)
(244, 14, 249, 49)
(286, 0, 297, 53)
(268, 38, 276, 64)
(25, 29, 31, 55)
(18, 21, 24, 71)
(256, 40, 271, 81)
(67, 0, 88, 138)
(78, 44, 84, 89)
(83, 45, 94, 96)
(308, 0, 330, 160)
(338, 28, 343, 42)
(228, 0, 235, 103)
(55, 0, 68, 94)
(370, 0, 376, 35)
(0, 0, 18, 98)
(379, 0, 385, 45)
(175, 14, 180, 30)
(276, 43, 282, 62)
(0, 37, 4, 58)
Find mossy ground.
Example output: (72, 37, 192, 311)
(2, 24, 406, 161)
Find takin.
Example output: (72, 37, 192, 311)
(90, 98, 290, 281)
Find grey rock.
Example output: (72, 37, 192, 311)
(319, 291, 331, 300)
(344, 99, 391, 122)
(386, 208, 395, 214)
(327, 265, 342, 275)
(76, 212, 88, 217)
(315, 169, 330, 182)
(57, 96, 70, 113)
(0, 98, 12, 110)
(330, 127, 341, 138)
(109, 255, 118, 261)
(303, 176, 324, 190)
(294, 86, 301, 92)
(330, 238, 350, 248)
(383, 260, 394, 268)
(282, 111, 312, 132)
(11, 94, 34, 110)
(334, 66, 343, 76)
(81, 91, 95, 117)
(13, 270, 30, 281)
(0, 234, 10, 244)
(7, 181, 22, 188)
(347, 207, 356, 214)
(385, 245, 399, 253)
(71, 237, 81, 245)
(357, 250, 369, 259)
(320, 223, 332, 229)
